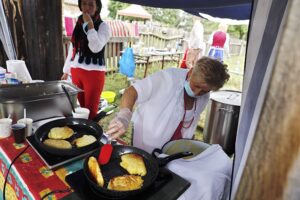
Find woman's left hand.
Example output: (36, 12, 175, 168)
(61, 73, 68, 80)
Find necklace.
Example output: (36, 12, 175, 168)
(182, 92, 197, 129)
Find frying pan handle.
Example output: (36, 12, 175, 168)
(62, 84, 76, 113)
(152, 148, 163, 158)
(158, 151, 193, 167)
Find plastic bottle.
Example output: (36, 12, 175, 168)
(0, 67, 7, 84)
(5, 72, 20, 84)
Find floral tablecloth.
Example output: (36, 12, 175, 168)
(0, 136, 83, 200)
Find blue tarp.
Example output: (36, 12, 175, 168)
(115, 0, 253, 20)
(184, 4, 251, 20)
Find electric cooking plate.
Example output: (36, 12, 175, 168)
(26, 135, 97, 169)
(63, 168, 190, 200)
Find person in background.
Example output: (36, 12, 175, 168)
(61, 0, 110, 121)
(106, 57, 230, 153)
(207, 23, 230, 62)
(180, 16, 205, 69)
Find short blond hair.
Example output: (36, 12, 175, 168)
(193, 57, 230, 90)
(218, 23, 228, 32)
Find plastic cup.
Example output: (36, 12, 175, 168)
(0, 118, 12, 138)
(12, 123, 26, 143)
(72, 107, 90, 119)
(17, 118, 33, 137)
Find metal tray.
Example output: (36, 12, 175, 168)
(0, 81, 82, 122)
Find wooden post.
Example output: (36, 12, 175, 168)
(235, 1, 300, 199)
(239, 41, 244, 56)
(143, 56, 150, 78)
(1, 0, 63, 81)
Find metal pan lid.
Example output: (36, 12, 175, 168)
(210, 90, 241, 106)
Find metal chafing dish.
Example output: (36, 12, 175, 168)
(0, 81, 82, 123)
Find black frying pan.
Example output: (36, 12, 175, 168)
(83, 145, 192, 199)
(34, 118, 103, 156)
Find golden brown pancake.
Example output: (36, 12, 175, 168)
(120, 154, 147, 176)
(48, 126, 74, 139)
(74, 135, 97, 147)
(88, 156, 104, 187)
(43, 139, 72, 149)
(108, 175, 143, 191)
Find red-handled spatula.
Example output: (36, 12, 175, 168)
(98, 134, 113, 165)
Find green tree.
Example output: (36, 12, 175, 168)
(228, 25, 248, 40)
(108, 1, 129, 19)
(108, 1, 182, 26)
(145, 8, 181, 27)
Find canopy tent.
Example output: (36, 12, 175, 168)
(231, 0, 289, 198)
(63, 17, 137, 38)
(2, 0, 298, 197)
(115, 0, 252, 20)
(184, 4, 251, 20)
(113, 0, 300, 199)
(106, 20, 139, 38)
(116, 4, 152, 20)
(199, 13, 249, 25)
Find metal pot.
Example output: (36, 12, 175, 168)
(159, 139, 210, 159)
(203, 90, 241, 156)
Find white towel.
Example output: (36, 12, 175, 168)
(166, 145, 232, 200)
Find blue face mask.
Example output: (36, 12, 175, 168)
(184, 80, 197, 98)
(184, 80, 208, 98)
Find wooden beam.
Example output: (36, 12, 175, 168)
(1, 0, 63, 81)
(235, 1, 300, 199)
(22, 0, 63, 80)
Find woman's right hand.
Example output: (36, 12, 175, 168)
(61, 73, 68, 80)
(106, 108, 132, 139)
(82, 12, 92, 23)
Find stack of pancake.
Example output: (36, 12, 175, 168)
(88, 153, 147, 191)
(43, 126, 96, 149)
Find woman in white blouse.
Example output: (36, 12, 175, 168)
(106, 57, 230, 153)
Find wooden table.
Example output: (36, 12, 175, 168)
(137, 51, 184, 78)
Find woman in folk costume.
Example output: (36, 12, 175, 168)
(62, 0, 110, 121)
(180, 17, 205, 69)
(207, 23, 230, 62)
(185, 17, 205, 69)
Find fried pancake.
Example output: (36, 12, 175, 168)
(120, 154, 147, 176)
(48, 126, 74, 139)
(108, 175, 143, 191)
(43, 139, 72, 149)
(88, 156, 104, 187)
(74, 135, 97, 147)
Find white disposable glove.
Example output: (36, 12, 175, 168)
(106, 108, 132, 139)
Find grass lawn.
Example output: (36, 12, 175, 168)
(99, 55, 245, 144)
